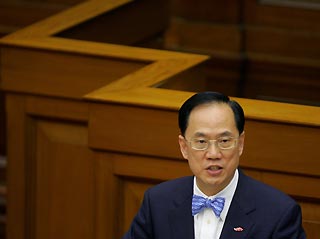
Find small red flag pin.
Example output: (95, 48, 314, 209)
(233, 227, 244, 232)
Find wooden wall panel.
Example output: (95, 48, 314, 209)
(113, 154, 191, 181)
(246, 27, 320, 59)
(6, 95, 28, 239)
(122, 181, 154, 236)
(300, 201, 320, 238)
(95, 151, 191, 239)
(95, 153, 117, 239)
(171, 0, 240, 23)
(34, 120, 94, 239)
(244, 59, 320, 104)
(164, 18, 242, 53)
(244, 0, 320, 30)
(163, 0, 320, 105)
(5, 93, 96, 239)
(0, 92, 5, 155)
(88, 103, 181, 158)
(26, 96, 89, 122)
(242, 120, 319, 176)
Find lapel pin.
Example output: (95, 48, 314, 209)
(233, 227, 244, 232)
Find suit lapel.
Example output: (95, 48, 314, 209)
(220, 171, 256, 239)
(220, 199, 255, 239)
(168, 177, 194, 239)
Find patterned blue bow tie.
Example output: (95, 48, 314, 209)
(192, 194, 225, 217)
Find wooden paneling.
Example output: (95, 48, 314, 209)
(163, 0, 320, 105)
(113, 154, 191, 181)
(242, 120, 319, 177)
(244, 58, 320, 104)
(244, 0, 320, 30)
(1, 1, 319, 239)
(0, 92, 5, 155)
(34, 120, 94, 239)
(6, 95, 27, 239)
(5, 93, 95, 239)
(300, 201, 320, 238)
(164, 18, 242, 53)
(88, 103, 181, 158)
(246, 26, 320, 59)
(95, 153, 117, 239)
(122, 180, 153, 235)
(171, 0, 240, 23)
(95, 152, 191, 239)
(26, 96, 89, 122)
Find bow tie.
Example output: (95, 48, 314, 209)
(192, 195, 225, 217)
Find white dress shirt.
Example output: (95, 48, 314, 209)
(193, 169, 239, 239)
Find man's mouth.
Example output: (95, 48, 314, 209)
(207, 165, 222, 171)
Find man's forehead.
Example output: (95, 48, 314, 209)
(188, 103, 234, 122)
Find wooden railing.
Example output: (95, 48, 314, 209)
(0, 1, 319, 239)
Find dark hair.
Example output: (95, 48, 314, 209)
(178, 91, 245, 136)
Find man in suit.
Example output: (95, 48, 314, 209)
(122, 91, 306, 239)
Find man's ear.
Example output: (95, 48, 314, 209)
(238, 132, 245, 156)
(178, 135, 189, 159)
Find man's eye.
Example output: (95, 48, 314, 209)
(219, 138, 231, 143)
(195, 139, 207, 144)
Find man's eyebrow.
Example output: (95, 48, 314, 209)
(218, 131, 234, 137)
(192, 131, 234, 138)
(193, 132, 207, 137)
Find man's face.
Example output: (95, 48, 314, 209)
(178, 103, 245, 196)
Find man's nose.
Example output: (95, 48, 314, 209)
(206, 141, 221, 157)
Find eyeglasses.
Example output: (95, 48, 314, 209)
(185, 136, 239, 151)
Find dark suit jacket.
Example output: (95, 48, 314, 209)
(122, 170, 306, 239)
